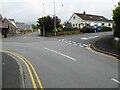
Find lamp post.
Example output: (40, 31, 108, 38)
(43, 3, 44, 17)
(54, 0, 57, 36)
(42, 3, 45, 36)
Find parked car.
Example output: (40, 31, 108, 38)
(95, 26, 102, 32)
(80, 26, 95, 33)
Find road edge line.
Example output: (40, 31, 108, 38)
(8, 53, 26, 88)
(12, 52, 44, 89)
(2, 52, 25, 88)
(0, 50, 37, 89)
(86, 44, 118, 60)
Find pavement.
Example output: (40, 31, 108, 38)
(91, 35, 120, 59)
(2, 52, 22, 88)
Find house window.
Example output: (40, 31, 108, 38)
(90, 16, 93, 19)
(79, 24, 81, 29)
(73, 16, 75, 20)
(108, 23, 111, 26)
(102, 23, 104, 26)
(73, 24, 75, 27)
(100, 17, 103, 20)
(76, 24, 77, 27)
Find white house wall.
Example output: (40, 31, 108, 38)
(69, 13, 113, 29)
(69, 13, 84, 28)
(84, 20, 112, 27)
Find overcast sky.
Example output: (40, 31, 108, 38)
(0, 0, 119, 24)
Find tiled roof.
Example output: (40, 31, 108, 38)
(8, 19, 18, 28)
(75, 13, 109, 22)
(16, 22, 26, 29)
(9, 19, 15, 22)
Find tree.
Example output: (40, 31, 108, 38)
(37, 15, 61, 36)
(32, 24, 36, 29)
(113, 2, 120, 39)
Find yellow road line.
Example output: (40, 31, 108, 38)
(0, 50, 44, 90)
(86, 44, 117, 60)
(13, 52, 44, 89)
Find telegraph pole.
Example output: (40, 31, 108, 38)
(54, 0, 56, 36)
(43, 3, 45, 36)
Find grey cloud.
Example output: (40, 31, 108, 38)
(0, 0, 119, 24)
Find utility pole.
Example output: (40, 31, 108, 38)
(43, 3, 44, 17)
(54, 0, 56, 36)
(42, 3, 45, 36)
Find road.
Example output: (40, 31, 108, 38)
(1, 31, 119, 88)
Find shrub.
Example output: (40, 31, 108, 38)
(80, 26, 95, 33)
(57, 27, 63, 32)
(101, 27, 112, 32)
(63, 26, 78, 31)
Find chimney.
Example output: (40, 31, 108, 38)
(83, 11, 86, 14)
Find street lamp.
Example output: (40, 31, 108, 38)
(54, 0, 57, 36)
(42, 3, 45, 36)
(43, 3, 44, 17)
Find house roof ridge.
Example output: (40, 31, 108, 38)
(75, 12, 104, 17)
(74, 12, 109, 22)
(6, 18, 18, 28)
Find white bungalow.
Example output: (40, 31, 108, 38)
(68, 12, 113, 29)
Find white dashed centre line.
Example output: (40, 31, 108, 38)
(45, 48, 76, 61)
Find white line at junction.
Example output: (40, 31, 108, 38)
(81, 36, 99, 40)
(111, 78, 120, 84)
(44, 48, 76, 61)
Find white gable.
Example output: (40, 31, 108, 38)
(8, 19, 18, 28)
(69, 13, 83, 24)
(68, 13, 113, 28)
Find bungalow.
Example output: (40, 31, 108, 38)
(3, 18, 18, 36)
(0, 14, 9, 38)
(0, 21, 9, 38)
(68, 12, 113, 29)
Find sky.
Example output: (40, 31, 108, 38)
(0, 0, 119, 24)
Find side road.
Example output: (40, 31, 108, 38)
(2, 52, 23, 88)
(91, 35, 120, 59)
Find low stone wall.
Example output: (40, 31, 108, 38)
(46, 30, 80, 37)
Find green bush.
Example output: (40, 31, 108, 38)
(80, 26, 95, 33)
(57, 27, 63, 32)
(101, 27, 112, 32)
(63, 26, 78, 31)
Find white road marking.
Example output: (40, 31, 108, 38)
(44, 48, 76, 61)
(81, 36, 99, 40)
(65, 41, 68, 43)
(79, 45, 84, 47)
(23, 37, 27, 39)
(72, 41, 76, 44)
(73, 44, 77, 46)
(68, 41, 72, 43)
(77, 43, 82, 45)
(57, 39, 86, 48)
(111, 78, 120, 84)
(68, 43, 72, 44)
(83, 44, 88, 47)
